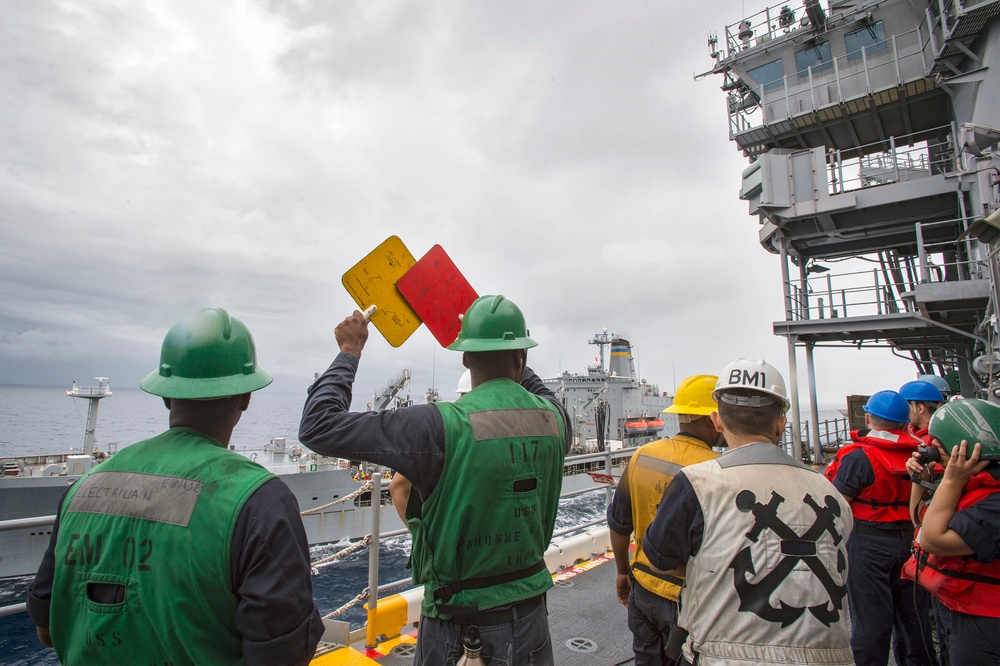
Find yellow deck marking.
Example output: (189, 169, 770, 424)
(553, 550, 614, 583)
(310, 646, 380, 665)
(310, 632, 417, 665)
(371, 633, 417, 656)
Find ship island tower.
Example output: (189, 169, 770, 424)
(701, 0, 1000, 461)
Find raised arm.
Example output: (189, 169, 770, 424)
(919, 441, 987, 557)
(298, 312, 446, 494)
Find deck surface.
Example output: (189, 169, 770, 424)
(548, 551, 632, 664)
(312, 551, 633, 665)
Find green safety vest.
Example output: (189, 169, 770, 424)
(410, 378, 566, 619)
(50, 427, 275, 665)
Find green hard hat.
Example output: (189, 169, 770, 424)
(928, 399, 1000, 460)
(447, 295, 538, 352)
(140, 308, 273, 399)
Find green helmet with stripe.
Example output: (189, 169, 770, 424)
(928, 399, 1000, 460)
(140, 308, 272, 399)
(447, 295, 537, 352)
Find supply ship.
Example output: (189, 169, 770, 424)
(543, 330, 677, 452)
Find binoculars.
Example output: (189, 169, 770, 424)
(915, 445, 941, 466)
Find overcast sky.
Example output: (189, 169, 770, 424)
(1, 0, 921, 414)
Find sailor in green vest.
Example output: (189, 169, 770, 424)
(27, 308, 323, 665)
(300, 295, 571, 665)
(607, 374, 723, 665)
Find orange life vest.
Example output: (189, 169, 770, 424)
(824, 430, 920, 523)
(907, 424, 934, 446)
(902, 473, 1000, 618)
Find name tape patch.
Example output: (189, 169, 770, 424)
(469, 409, 560, 441)
(67, 471, 202, 526)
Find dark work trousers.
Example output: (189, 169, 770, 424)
(846, 525, 937, 666)
(948, 610, 1000, 665)
(627, 581, 680, 666)
(413, 596, 552, 666)
(930, 597, 952, 665)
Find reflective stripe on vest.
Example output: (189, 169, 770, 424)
(628, 435, 718, 600)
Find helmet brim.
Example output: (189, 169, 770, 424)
(447, 337, 538, 352)
(712, 388, 790, 413)
(663, 404, 715, 416)
(140, 368, 273, 399)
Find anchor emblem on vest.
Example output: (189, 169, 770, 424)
(729, 489, 847, 627)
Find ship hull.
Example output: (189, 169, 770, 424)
(0, 455, 621, 579)
(0, 467, 406, 579)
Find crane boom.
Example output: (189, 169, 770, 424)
(371, 369, 411, 411)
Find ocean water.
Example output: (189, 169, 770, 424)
(0, 384, 606, 664)
(0, 384, 309, 457)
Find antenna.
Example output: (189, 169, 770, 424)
(738, 20, 754, 49)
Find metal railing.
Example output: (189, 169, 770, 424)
(344, 450, 622, 648)
(722, 10, 935, 138)
(722, 0, 813, 57)
(0, 516, 57, 532)
(754, 124, 956, 203)
(0, 516, 58, 617)
(781, 418, 850, 458)
(0, 602, 26, 617)
(0, 426, 860, 623)
(67, 385, 111, 397)
(915, 219, 993, 284)
(784, 217, 989, 322)
(828, 127, 954, 194)
(788, 264, 920, 321)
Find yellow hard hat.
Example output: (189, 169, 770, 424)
(664, 375, 719, 416)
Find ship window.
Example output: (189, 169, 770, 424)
(746, 59, 785, 92)
(846, 21, 887, 61)
(795, 42, 833, 78)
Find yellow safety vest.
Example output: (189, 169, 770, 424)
(628, 434, 719, 599)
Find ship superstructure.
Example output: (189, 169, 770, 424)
(702, 0, 1000, 460)
(543, 331, 675, 452)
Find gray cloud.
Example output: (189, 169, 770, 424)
(0, 0, 920, 409)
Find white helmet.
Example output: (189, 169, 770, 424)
(713, 359, 790, 412)
(455, 369, 472, 395)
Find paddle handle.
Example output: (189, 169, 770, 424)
(362, 304, 377, 321)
